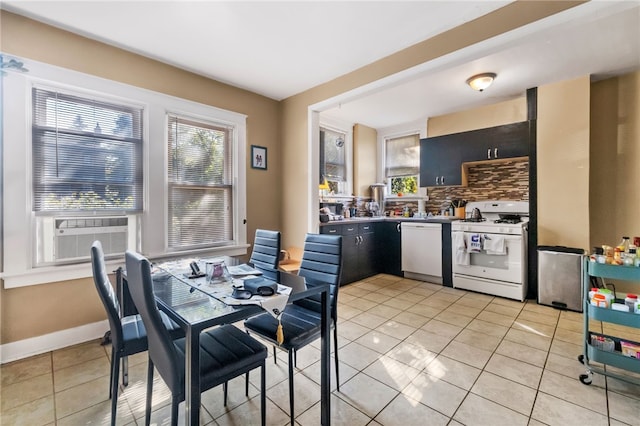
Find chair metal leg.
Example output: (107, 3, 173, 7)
(261, 363, 266, 426)
(122, 355, 129, 387)
(109, 347, 117, 399)
(245, 372, 250, 396)
(293, 348, 297, 368)
(334, 326, 340, 391)
(145, 359, 154, 426)
(110, 351, 119, 426)
(273, 345, 277, 364)
(288, 350, 295, 425)
(223, 382, 228, 406)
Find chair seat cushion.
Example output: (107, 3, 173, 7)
(174, 324, 267, 388)
(244, 305, 331, 350)
(120, 315, 148, 355)
(120, 312, 183, 355)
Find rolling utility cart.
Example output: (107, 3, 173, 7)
(579, 259, 640, 385)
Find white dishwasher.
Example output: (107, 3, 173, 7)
(401, 222, 442, 283)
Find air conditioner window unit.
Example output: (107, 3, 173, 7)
(37, 216, 135, 265)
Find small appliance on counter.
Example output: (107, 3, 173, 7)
(369, 183, 385, 217)
(319, 206, 343, 222)
(319, 202, 343, 216)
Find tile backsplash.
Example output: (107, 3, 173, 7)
(386, 158, 529, 215)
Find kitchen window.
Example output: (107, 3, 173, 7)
(385, 133, 420, 196)
(319, 126, 348, 194)
(167, 115, 234, 250)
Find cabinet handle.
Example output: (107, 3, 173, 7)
(328, 229, 337, 233)
(441, 176, 445, 185)
(359, 235, 363, 244)
(487, 148, 491, 159)
(494, 147, 498, 158)
(435, 176, 439, 185)
(396, 223, 401, 232)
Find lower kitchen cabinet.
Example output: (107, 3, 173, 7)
(320, 222, 379, 285)
(380, 221, 402, 277)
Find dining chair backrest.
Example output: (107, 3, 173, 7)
(294, 233, 343, 320)
(125, 250, 183, 394)
(91, 241, 123, 348)
(249, 229, 281, 281)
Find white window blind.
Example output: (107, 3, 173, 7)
(320, 127, 346, 181)
(32, 87, 143, 212)
(385, 134, 420, 177)
(167, 115, 234, 250)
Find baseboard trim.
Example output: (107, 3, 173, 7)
(0, 320, 109, 364)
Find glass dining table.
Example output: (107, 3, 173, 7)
(118, 258, 332, 426)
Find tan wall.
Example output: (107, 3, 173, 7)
(427, 97, 527, 137)
(353, 124, 378, 197)
(0, 11, 281, 344)
(280, 1, 582, 249)
(537, 76, 591, 249)
(590, 72, 640, 248)
(1, 1, 587, 349)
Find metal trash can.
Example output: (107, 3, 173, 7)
(538, 246, 585, 312)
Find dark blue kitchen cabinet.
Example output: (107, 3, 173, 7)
(420, 138, 462, 187)
(461, 121, 530, 162)
(320, 222, 379, 285)
(380, 221, 402, 277)
(420, 121, 530, 187)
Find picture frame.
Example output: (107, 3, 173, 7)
(251, 145, 267, 170)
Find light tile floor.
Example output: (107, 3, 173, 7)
(3, 274, 640, 425)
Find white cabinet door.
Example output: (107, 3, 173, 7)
(401, 223, 442, 277)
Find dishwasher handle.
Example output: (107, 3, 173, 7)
(401, 222, 442, 229)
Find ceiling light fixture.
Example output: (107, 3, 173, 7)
(466, 72, 497, 92)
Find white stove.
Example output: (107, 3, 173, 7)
(451, 200, 529, 301)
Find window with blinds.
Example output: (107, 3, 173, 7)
(32, 87, 143, 212)
(167, 115, 234, 250)
(385, 134, 420, 195)
(320, 127, 346, 193)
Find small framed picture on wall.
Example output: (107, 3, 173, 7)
(251, 145, 267, 170)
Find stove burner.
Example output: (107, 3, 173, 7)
(494, 218, 522, 224)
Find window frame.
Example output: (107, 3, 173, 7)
(31, 85, 144, 214)
(319, 121, 352, 196)
(384, 133, 421, 197)
(1, 58, 247, 288)
(166, 113, 235, 251)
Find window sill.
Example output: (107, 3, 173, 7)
(1, 244, 250, 289)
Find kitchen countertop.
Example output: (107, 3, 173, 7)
(319, 216, 461, 225)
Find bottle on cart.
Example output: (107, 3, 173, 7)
(617, 236, 631, 253)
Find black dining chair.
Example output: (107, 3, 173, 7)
(125, 250, 267, 426)
(249, 229, 281, 281)
(90, 241, 182, 426)
(244, 233, 343, 425)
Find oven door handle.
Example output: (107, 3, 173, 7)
(452, 231, 522, 241)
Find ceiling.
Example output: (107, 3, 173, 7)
(3, 1, 640, 129)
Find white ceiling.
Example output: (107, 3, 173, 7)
(3, 1, 640, 129)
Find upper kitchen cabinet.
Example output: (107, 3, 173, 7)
(420, 137, 462, 187)
(420, 120, 530, 187)
(460, 121, 530, 162)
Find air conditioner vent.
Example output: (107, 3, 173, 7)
(54, 217, 129, 262)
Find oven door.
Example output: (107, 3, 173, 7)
(452, 231, 525, 284)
